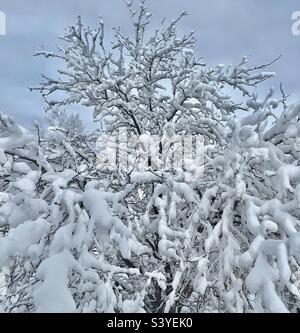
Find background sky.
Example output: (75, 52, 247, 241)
(0, 0, 299, 131)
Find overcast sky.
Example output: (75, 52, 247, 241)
(0, 0, 299, 130)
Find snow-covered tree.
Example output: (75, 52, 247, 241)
(46, 109, 83, 138)
(1, 0, 300, 313)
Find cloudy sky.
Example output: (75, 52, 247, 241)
(0, 0, 299, 130)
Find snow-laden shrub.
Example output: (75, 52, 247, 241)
(0, 112, 150, 312)
(193, 101, 300, 313)
(1, 97, 300, 313)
